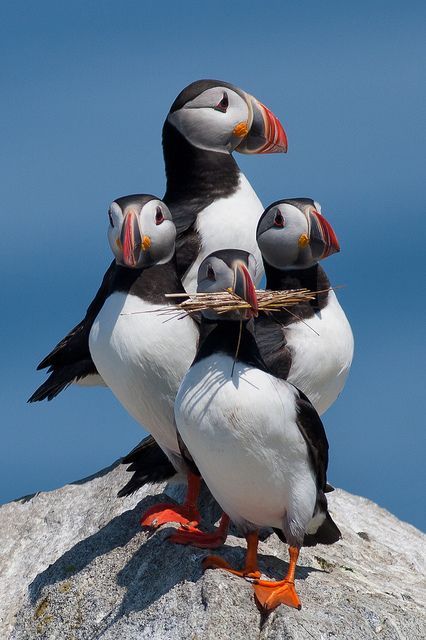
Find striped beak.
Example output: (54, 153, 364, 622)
(307, 210, 340, 261)
(235, 95, 288, 155)
(233, 261, 259, 319)
(121, 210, 142, 267)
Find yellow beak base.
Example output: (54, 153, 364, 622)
(233, 121, 249, 138)
(142, 235, 152, 251)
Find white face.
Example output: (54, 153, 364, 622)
(197, 252, 257, 294)
(257, 203, 313, 269)
(168, 86, 250, 153)
(197, 250, 258, 320)
(108, 198, 176, 268)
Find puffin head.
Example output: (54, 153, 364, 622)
(256, 199, 340, 270)
(197, 249, 259, 321)
(108, 195, 176, 268)
(166, 79, 287, 155)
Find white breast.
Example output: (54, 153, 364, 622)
(182, 173, 264, 292)
(175, 355, 317, 533)
(89, 292, 198, 457)
(286, 291, 354, 415)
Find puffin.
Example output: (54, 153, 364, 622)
(29, 79, 287, 402)
(86, 194, 203, 528)
(141, 201, 351, 547)
(255, 198, 354, 415)
(173, 250, 341, 611)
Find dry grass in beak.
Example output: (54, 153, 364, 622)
(162, 287, 331, 315)
(120, 288, 337, 337)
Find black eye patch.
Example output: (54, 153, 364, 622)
(214, 92, 229, 113)
(207, 264, 216, 280)
(274, 210, 285, 227)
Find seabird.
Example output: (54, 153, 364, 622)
(173, 250, 341, 610)
(140, 201, 352, 544)
(88, 194, 201, 528)
(255, 198, 354, 414)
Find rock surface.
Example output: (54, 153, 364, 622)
(1, 461, 425, 640)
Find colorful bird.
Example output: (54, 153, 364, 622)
(173, 250, 341, 611)
(87, 195, 201, 528)
(255, 198, 354, 415)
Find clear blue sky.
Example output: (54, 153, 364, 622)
(1, 1, 425, 531)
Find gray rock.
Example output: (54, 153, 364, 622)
(1, 462, 425, 639)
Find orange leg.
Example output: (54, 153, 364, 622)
(169, 513, 230, 548)
(140, 472, 201, 529)
(202, 530, 261, 579)
(253, 546, 301, 611)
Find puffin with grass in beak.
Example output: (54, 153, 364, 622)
(29, 79, 287, 403)
(173, 249, 341, 611)
(163, 201, 352, 549)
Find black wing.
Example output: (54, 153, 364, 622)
(254, 315, 292, 380)
(117, 435, 177, 497)
(273, 388, 341, 547)
(29, 261, 116, 402)
(295, 388, 329, 491)
(174, 226, 201, 281)
(165, 196, 203, 281)
(274, 394, 340, 547)
(28, 359, 101, 402)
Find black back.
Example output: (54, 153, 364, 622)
(162, 120, 240, 279)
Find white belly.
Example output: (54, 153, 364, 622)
(182, 173, 264, 292)
(75, 373, 106, 387)
(286, 291, 354, 415)
(89, 292, 198, 456)
(175, 355, 317, 532)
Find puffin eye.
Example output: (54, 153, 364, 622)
(214, 92, 229, 113)
(108, 211, 114, 227)
(274, 210, 285, 228)
(206, 264, 216, 281)
(155, 206, 165, 225)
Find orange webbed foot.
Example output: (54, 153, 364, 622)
(140, 502, 201, 529)
(169, 514, 229, 548)
(202, 555, 261, 579)
(253, 579, 301, 611)
(169, 525, 228, 548)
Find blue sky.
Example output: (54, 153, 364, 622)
(1, 1, 425, 531)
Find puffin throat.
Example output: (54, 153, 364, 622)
(162, 121, 240, 206)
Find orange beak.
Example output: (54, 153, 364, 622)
(121, 210, 142, 267)
(307, 210, 340, 260)
(235, 95, 288, 155)
(233, 261, 259, 319)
